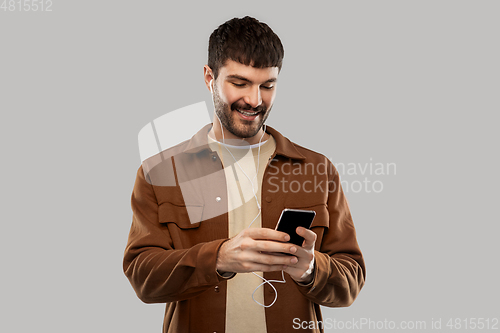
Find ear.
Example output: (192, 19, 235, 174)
(203, 65, 214, 93)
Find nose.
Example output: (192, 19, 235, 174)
(243, 86, 262, 109)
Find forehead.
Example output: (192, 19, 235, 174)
(219, 59, 279, 82)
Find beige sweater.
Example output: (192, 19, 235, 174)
(208, 134, 276, 333)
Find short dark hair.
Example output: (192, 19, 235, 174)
(208, 16, 284, 80)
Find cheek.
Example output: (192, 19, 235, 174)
(219, 86, 239, 105)
(263, 91, 276, 106)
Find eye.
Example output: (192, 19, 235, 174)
(261, 85, 274, 90)
(232, 83, 245, 87)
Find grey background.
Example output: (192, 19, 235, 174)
(1, 0, 498, 332)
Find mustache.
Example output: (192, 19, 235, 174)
(231, 103, 266, 113)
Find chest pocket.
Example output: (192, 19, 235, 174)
(282, 203, 329, 252)
(298, 203, 329, 229)
(158, 202, 203, 229)
(158, 202, 206, 249)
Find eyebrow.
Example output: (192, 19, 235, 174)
(226, 74, 277, 84)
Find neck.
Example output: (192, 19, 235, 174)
(210, 122, 269, 146)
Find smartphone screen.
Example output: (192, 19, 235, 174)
(275, 209, 316, 246)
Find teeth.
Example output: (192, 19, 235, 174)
(237, 109, 259, 116)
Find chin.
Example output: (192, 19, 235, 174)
(237, 125, 264, 138)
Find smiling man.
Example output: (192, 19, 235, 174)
(124, 16, 366, 333)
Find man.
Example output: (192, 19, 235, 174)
(124, 16, 365, 333)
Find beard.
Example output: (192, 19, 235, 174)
(212, 85, 272, 139)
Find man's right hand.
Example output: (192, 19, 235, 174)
(216, 228, 299, 274)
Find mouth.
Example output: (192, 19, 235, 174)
(237, 109, 259, 116)
(234, 108, 261, 120)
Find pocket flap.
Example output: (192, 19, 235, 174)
(158, 202, 203, 229)
(310, 204, 329, 228)
(287, 204, 329, 229)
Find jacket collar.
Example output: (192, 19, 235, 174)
(182, 123, 306, 160)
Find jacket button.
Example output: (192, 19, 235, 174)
(214, 285, 219, 293)
(215, 196, 221, 202)
(212, 155, 217, 161)
(265, 196, 272, 203)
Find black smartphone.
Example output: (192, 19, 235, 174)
(275, 208, 316, 246)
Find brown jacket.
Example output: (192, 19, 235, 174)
(123, 124, 366, 333)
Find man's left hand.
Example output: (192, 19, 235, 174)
(283, 227, 317, 284)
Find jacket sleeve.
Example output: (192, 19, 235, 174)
(295, 160, 366, 307)
(123, 166, 230, 304)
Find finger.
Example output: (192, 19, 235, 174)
(251, 240, 297, 255)
(283, 253, 311, 271)
(296, 227, 317, 248)
(290, 246, 313, 261)
(249, 251, 298, 266)
(244, 228, 290, 242)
